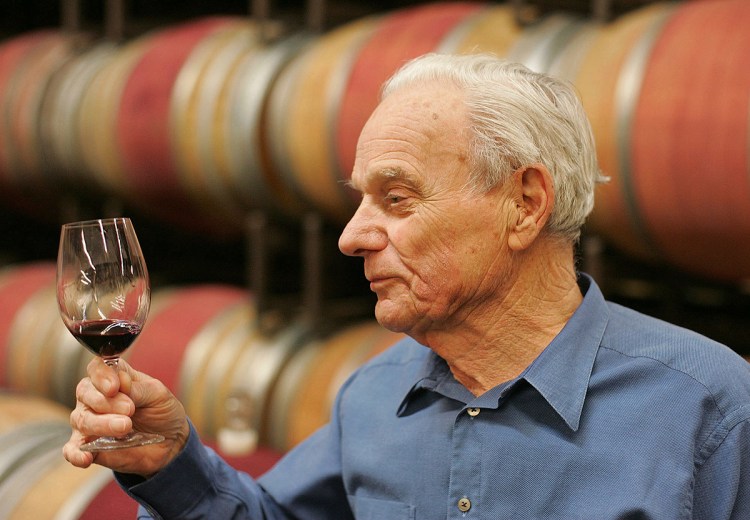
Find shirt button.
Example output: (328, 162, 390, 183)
(458, 496, 472, 512)
(467, 407, 480, 417)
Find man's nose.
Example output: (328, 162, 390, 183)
(338, 202, 384, 257)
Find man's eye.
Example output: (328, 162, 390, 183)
(385, 193, 404, 204)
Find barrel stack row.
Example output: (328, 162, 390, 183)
(0, 0, 748, 281)
(0, 261, 404, 518)
(0, 392, 280, 519)
(0, 261, 404, 449)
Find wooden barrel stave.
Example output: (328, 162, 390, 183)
(0, 31, 55, 189)
(573, 3, 676, 262)
(0, 31, 59, 186)
(0, 392, 70, 431)
(77, 35, 154, 197)
(264, 321, 403, 452)
(126, 284, 248, 395)
(223, 32, 312, 220)
(6, 284, 67, 398)
(631, 0, 750, 280)
(265, 18, 380, 224)
(170, 20, 263, 222)
(0, 432, 68, 518)
(0, 31, 78, 216)
(2, 33, 85, 190)
(334, 2, 486, 191)
(0, 393, 128, 520)
(228, 319, 312, 450)
(506, 13, 585, 74)
(38, 41, 118, 186)
(0, 262, 57, 388)
(117, 17, 242, 197)
(437, 4, 522, 55)
(8, 453, 110, 520)
(178, 299, 258, 437)
(0, 393, 73, 518)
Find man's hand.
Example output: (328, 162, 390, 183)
(63, 357, 190, 478)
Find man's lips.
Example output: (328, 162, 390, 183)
(365, 269, 399, 281)
(367, 275, 396, 290)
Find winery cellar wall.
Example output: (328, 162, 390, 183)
(0, 1, 748, 517)
(0, 0, 750, 348)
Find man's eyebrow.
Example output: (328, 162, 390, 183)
(346, 166, 421, 192)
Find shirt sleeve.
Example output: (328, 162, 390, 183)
(115, 421, 292, 519)
(692, 411, 750, 519)
(116, 388, 355, 520)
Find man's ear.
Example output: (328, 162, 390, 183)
(508, 164, 554, 251)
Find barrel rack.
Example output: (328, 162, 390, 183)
(29, 0, 666, 38)
(1, 0, 749, 352)
(510, 0, 659, 23)
(1, 2, 748, 517)
(57, 0, 327, 40)
(17, 0, 370, 340)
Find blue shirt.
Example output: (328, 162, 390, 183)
(120, 275, 750, 519)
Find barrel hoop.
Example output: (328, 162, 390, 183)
(614, 4, 677, 257)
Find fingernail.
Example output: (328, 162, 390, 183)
(114, 402, 132, 415)
(110, 417, 129, 432)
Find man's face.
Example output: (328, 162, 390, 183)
(339, 82, 518, 339)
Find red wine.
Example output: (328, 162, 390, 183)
(70, 319, 141, 357)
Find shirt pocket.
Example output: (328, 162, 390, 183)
(349, 495, 415, 520)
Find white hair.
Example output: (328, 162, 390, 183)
(381, 53, 605, 242)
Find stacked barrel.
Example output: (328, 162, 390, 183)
(0, 262, 404, 440)
(0, 390, 281, 518)
(0, 262, 404, 517)
(1, 0, 750, 515)
(0, 0, 747, 279)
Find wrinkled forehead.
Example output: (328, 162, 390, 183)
(378, 80, 466, 120)
(351, 84, 472, 193)
(359, 82, 469, 155)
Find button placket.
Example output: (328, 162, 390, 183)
(447, 406, 483, 518)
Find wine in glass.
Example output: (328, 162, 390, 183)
(56, 217, 164, 451)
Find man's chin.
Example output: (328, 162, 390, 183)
(374, 303, 411, 334)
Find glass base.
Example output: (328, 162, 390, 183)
(80, 431, 165, 452)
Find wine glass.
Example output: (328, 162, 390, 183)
(56, 217, 164, 451)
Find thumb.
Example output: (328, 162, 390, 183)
(114, 359, 169, 410)
(117, 365, 133, 396)
(114, 359, 149, 402)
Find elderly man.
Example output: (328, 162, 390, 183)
(65, 54, 750, 519)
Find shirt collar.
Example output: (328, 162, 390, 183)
(397, 273, 609, 431)
(521, 273, 609, 431)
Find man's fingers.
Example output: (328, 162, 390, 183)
(86, 357, 121, 396)
(75, 377, 135, 416)
(118, 365, 133, 395)
(62, 430, 96, 469)
(70, 395, 133, 436)
(67, 358, 189, 477)
(70, 409, 133, 438)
